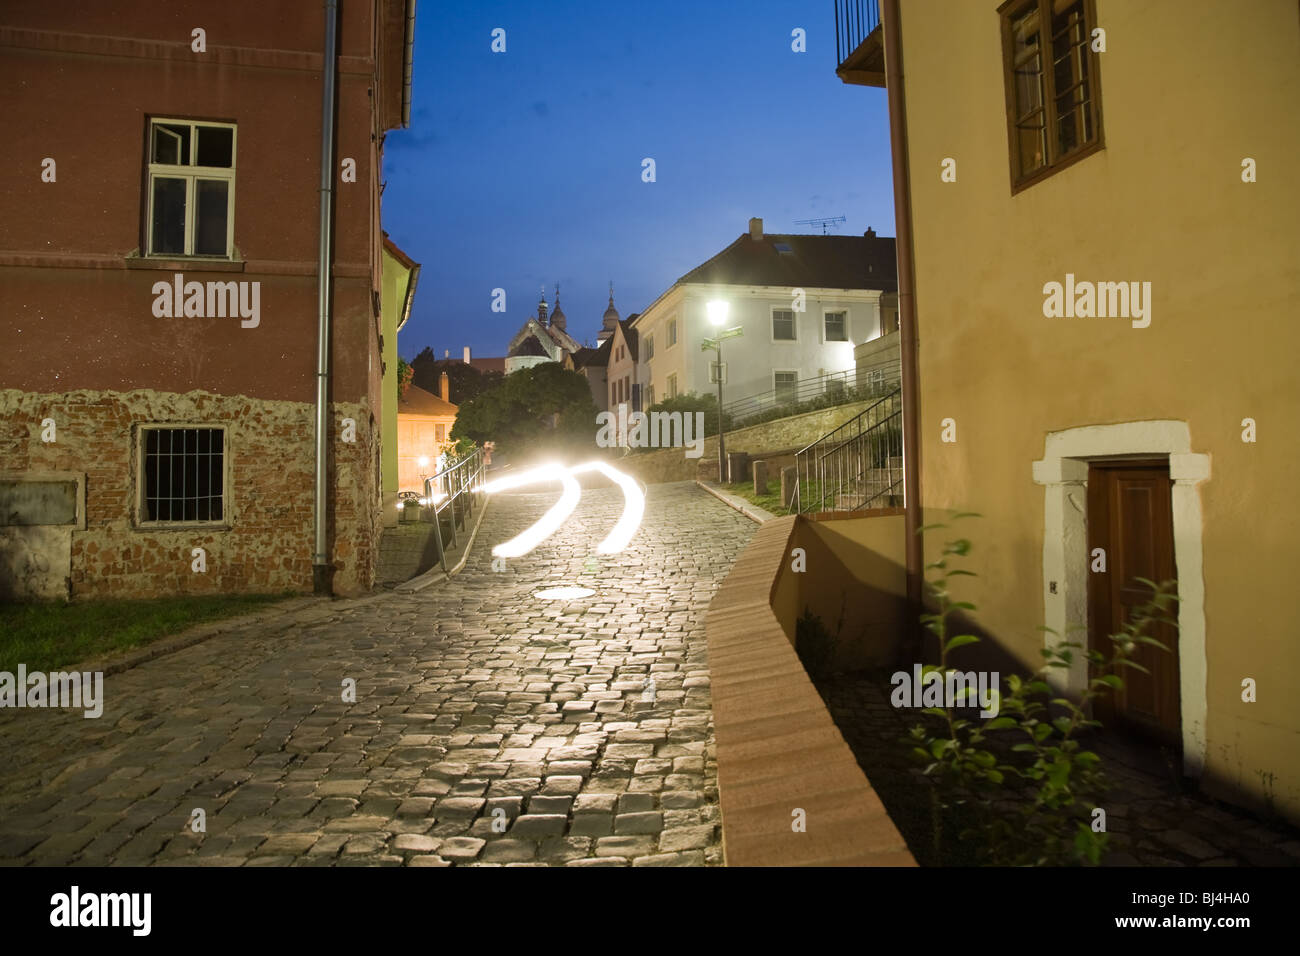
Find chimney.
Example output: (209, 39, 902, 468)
(864, 227, 876, 238)
(439, 371, 450, 403)
(444, 349, 449, 358)
(749, 217, 763, 241)
(463, 346, 471, 364)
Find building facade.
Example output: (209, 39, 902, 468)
(0, 1, 415, 599)
(632, 219, 897, 411)
(838, 0, 1300, 820)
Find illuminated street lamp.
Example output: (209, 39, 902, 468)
(701, 300, 743, 483)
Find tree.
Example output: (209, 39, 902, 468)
(409, 347, 502, 405)
(396, 357, 413, 401)
(452, 362, 597, 460)
(648, 390, 732, 437)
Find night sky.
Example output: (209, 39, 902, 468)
(383, 0, 894, 362)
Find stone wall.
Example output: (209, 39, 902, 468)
(0, 388, 380, 599)
(618, 400, 880, 485)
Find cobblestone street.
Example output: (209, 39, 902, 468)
(0, 480, 756, 867)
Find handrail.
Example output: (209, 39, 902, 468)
(722, 364, 900, 426)
(421, 448, 487, 572)
(793, 386, 903, 514)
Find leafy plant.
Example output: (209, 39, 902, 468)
(904, 514, 1179, 866)
(795, 606, 839, 677)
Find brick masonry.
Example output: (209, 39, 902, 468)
(0, 388, 381, 598)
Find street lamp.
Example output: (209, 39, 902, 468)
(702, 300, 743, 484)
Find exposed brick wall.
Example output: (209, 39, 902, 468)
(0, 388, 380, 599)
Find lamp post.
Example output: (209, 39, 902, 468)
(703, 300, 743, 484)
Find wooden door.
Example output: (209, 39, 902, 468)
(1087, 461, 1181, 750)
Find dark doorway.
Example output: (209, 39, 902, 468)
(1087, 460, 1181, 753)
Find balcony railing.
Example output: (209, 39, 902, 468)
(835, 0, 885, 86)
(835, 0, 881, 66)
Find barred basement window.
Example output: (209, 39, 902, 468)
(147, 118, 237, 257)
(139, 426, 226, 524)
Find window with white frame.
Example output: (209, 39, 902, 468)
(775, 371, 798, 404)
(645, 335, 654, 359)
(824, 310, 848, 342)
(137, 425, 226, 524)
(773, 309, 796, 341)
(147, 119, 236, 258)
(667, 373, 678, 398)
(667, 319, 678, 347)
(646, 384, 655, 407)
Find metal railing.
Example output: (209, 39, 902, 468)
(722, 363, 901, 426)
(835, 0, 882, 68)
(421, 447, 487, 572)
(793, 387, 902, 514)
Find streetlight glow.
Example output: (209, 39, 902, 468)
(706, 299, 730, 327)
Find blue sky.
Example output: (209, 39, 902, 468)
(383, 0, 894, 361)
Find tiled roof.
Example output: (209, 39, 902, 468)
(398, 383, 457, 416)
(677, 233, 897, 292)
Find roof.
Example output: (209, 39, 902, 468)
(468, 356, 506, 374)
(398, 383, 457, 417)
(615, 317, 638, 362)
(677, 233, 897, 292)
(382, 233, 421, 332)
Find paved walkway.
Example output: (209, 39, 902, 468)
(818, 671, 1300, 867)
(0, 480, 756, 866)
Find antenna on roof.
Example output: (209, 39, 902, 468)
(794, 215, 847, 235)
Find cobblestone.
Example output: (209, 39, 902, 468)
(0, 482, 753, 866)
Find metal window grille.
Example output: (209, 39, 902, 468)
(142, 427, 224, 522)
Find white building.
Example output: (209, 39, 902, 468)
(632, 218, 897, 411)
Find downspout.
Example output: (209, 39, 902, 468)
(313, 0, 339, 595)
(882, 0, 924, 655)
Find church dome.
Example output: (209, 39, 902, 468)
(602, 281, 620, 330)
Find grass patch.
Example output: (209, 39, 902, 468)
(723, 482, 791, 516)
(0, 592, 296, 673)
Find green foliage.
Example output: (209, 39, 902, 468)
(646, 391, 731, 438)
(904, 514, 1179, 866)
(795, 606, 838, 677)
(450, 362, 598, 460)
(396, 357, 413, 400)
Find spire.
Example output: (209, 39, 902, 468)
(537, 284, 548, 326)
(550, 283, 567, 332)
(600, 280, 620, 341)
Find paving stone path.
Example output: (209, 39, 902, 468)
(0, 479, 756, 867)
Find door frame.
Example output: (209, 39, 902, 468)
(1032, 421, 1210, 776)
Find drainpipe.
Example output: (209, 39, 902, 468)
(882, 0, 924, 655)
(313, 0, 339, 595)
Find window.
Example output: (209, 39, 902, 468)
(646, 385, 655, 407)
(645, 335, 654, 360)
(667, 319, 677, 347)
(773, 309, 796, 341)
(632, 383, 642, 413)
(825, 376, 846, 399)
(667, 374, 678, 399)
(824, 311, 848, 342)
(147, 119, 236, 258)
(435, 423, 446, 442)
(775, 371, 798, 405)
(138, 426, 225, 524)
(999, 0, 1103, 191)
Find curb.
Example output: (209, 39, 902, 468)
(394, 494, 492, 593)
(694, 480, 777, 524)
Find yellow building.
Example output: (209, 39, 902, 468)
(381, 236, 420, 527)
(396, 379, 457, 496)
(835, 0, 1300, 819)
